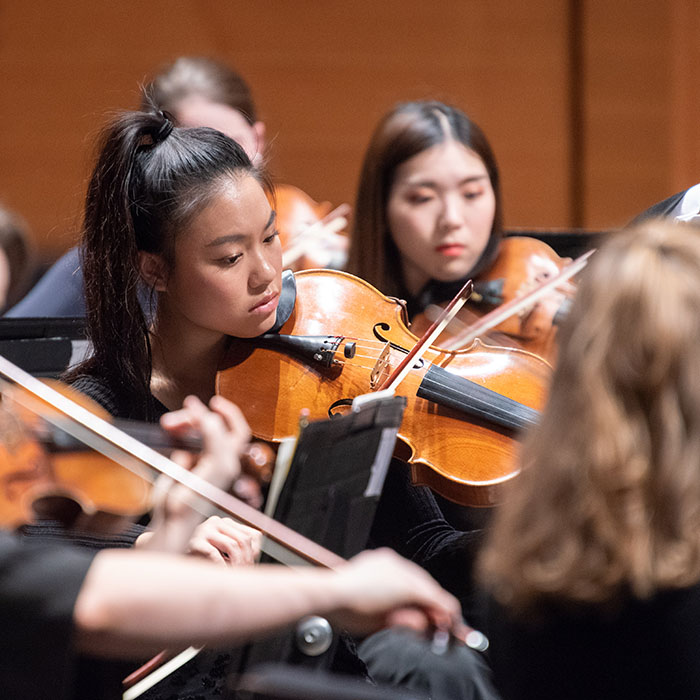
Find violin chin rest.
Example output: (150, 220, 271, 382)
(30, 493, 83, 526)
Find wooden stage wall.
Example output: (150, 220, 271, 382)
(1, 0, 698, 260)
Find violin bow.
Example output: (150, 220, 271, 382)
(281, 203, 350, 269)
(376, 279, 473, 393)
(437, 249, 594, 352)
(0, 354, 489, 697)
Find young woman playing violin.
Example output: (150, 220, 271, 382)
(346, 100, 570, 365)
(66, 109, 499, 700)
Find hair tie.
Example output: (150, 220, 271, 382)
(155, 111, 174, 143)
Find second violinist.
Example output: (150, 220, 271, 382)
(347, 100, 571, 364)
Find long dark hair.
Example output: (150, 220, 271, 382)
(347, 101, 503, 297)
(70, 109, 266, 419)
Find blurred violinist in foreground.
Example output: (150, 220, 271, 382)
(0, 392, 461, 700)
(347, 100, 572, 365)
(479, 219, 700, 700)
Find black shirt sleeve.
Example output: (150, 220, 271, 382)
(369, 460, 485, 623)
(0, 531, 95, 700)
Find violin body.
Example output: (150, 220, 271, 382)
(217, 270, 551, 506)
(411, 237, 573, 364)
(0, 389, 151, 531)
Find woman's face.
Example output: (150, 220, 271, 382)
(175, 96, 265, 166)
(387, 140, 496, 295)
(158, 175, 283, 340)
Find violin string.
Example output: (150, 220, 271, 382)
(328, 348, 533, 421)
(283, 331, 534, 421)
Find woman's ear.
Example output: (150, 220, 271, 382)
(251, 121, 266, 166)
(138, 252, 168, 292)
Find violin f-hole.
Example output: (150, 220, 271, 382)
(373, 323, 411, 355)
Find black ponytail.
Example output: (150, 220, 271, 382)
(69, 109, 267, 419)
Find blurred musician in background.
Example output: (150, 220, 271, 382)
(4, 56, 344, 318)
(0, 202, 37, 312)
(347, 100, 569, 365)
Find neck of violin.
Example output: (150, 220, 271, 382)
(417, 365, 539, 432)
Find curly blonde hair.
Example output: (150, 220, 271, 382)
(479, 220, 700, 612)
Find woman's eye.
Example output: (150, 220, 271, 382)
(264, 230, 280, 244)
(407, 193, 433, 204)
(463, 190, 483, 200)
(218, 253, 242, 266)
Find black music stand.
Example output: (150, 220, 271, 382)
(267, 392, 406, 560)
(227, 392, 407, 693)
(0, 318, 87, 377)
(235, 663, 427, 700)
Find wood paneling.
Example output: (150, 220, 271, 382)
(1, 1, 698, 259)
(0, 1, 570, 259)
(582, 0, 700, 227)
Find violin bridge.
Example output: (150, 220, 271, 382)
(370, 342, 393, 389)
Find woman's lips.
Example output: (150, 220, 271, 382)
(435, 243, 466, 257)
(249, 291, 280, 314)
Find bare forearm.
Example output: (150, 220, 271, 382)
(73, 550, 339, 658)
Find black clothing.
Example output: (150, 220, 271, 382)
(0, 530, 95, 700)
(19, 520, 145, 549)
(359, 627, 498, 700)
(69, 368, 498, 699)
(628, 188, 688, 225)
(71, 371, 169, 421)
(488, 587, 700, 700)
(370, 461, 486, 625)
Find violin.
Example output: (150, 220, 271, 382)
(217, 270, 552, 507)
(0, 380, 274, 531)
(271, 183, 350, 271)
(411, 236, 576, 364)
(0, 356, 489, 696)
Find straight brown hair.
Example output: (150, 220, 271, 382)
(347, 101, 502, 297)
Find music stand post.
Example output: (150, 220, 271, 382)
(231, 392, 407, 687)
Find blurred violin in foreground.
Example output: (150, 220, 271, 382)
(0, 379, 274, 531)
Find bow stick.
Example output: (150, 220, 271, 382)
(376, 279, 473, 393)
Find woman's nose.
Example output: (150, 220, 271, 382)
(439, 194, 464, 230)
(249, 246, 279, 289)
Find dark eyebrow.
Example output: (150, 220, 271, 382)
(206, 210, 277, 247)
(405, 175, 489, 188)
